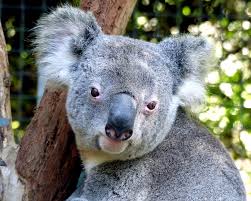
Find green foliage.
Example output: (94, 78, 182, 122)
(3, 16, 36, 142)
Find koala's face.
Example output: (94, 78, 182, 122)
(35, 6, 212, 160)
(66, 36, 174, 159)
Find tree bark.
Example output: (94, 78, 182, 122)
(0, 22, 24, 201)
(80, 0, 137, 34)
(15, 1, 137, 201)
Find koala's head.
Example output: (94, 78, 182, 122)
(34, 6, 213, 161)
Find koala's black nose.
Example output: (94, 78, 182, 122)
(106, 93, 136, 141)
(105, 124, 133, 141)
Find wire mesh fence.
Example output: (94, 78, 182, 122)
(0, 0, 62, 140)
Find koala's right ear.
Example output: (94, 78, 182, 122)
(159, 35, 213, 109)
(33, 5, 102, 87)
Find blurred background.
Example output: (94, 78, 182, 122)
(0, 0, 250, 199)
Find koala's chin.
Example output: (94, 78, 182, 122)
(98, 135, 129, 154)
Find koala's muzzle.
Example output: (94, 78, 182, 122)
(106, 93, 136, 141)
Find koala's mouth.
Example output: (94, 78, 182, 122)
(97, 135, 129, 154)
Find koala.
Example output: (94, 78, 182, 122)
(34, 5, 246, 201)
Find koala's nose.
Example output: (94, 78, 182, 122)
(105, 124, 133, 141)
(106, 93, 136, 141)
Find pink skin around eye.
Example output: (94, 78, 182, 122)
(91, 88, 100, 97)
(90, 84, 102, 101)
(144, 101, 158, 115)
(147, 101, 157, 110)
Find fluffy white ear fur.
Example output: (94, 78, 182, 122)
(177, 78, 206, 108)
(34, 6, 101, 88)
(161, 35, 214, 109)
(178, 40, 214, 109)
(38, 38, 75, 87)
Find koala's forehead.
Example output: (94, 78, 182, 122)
(91, 35, 161, 62)
(81, 35, 167, 88)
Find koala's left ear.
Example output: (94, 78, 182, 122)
(158, 35, 214, 108)
(34, 5, 102, 87)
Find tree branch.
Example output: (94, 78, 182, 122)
(0, 22, 24, 201)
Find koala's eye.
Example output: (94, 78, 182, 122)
(91, 87, 100, 97)
(146, 101, 157, 110)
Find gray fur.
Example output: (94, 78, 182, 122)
(34, 5, 246, 201)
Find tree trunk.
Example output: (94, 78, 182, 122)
(15, 1, 137, 201)
(0, 22, 24, 201)
(80, 0, 137, 34)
